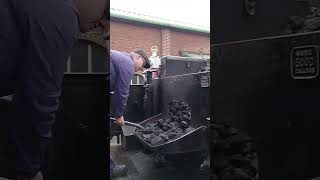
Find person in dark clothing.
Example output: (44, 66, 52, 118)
(0, 0, 108, 180)
(110, 49, 150, 177)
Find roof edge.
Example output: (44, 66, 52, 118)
(110, 9, 210, 34)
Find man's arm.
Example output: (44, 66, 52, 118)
(112, 61, 134, 119)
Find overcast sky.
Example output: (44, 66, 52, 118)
(110, 0, 210, 28)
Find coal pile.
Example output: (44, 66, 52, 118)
(137, 100, 195, 146)
(210, 122, 259, 180)
(285, 7, 320, 34)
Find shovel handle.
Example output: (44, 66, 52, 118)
(110, 117, 145, 130)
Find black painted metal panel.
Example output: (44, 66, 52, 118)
(212, 32, 320, 179)
(212, 0, 309, 44)
(160, 56, 208, 78)
(160, 72, 210, 127)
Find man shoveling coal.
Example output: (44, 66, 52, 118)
(110, 49, 151, 177)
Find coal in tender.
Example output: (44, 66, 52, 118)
(151, 136, 165, 146)
(200, 157, 210, 170)
(159, 133, 169, 142)
(243, 142, 255, 154)
(137, 100, 193, 145)
(230, 154, 252, 167)
(171, 115, 178, 121)
(179, 121, 189, 129)
(210, 122, 259, 180)
(182, 115, 189, 121)
(220, 169, 234, 180)
(212, 156, 229, 172)
(185, 127, 195, 133)
(211, 123, 224, 130)
(168, 133, 176, 139)
(233, 168, 251, 180)
(226, 127, 239, 136)
(211, 174, 219, 180)
(210, 130, 220, 139)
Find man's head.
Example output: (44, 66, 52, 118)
(130, 50, 151, 72)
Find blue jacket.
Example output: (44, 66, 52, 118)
(0, 0, 79, 175)
(110, 50, 135, 117)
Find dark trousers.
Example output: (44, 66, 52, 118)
(0, 0, 78, 176)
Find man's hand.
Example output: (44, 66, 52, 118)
(116, 116, 125, 126)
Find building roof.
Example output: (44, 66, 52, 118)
(179, 50, 210, 60)
(110, 8, 210, 34)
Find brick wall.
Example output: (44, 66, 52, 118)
(170, 30, 210, 56)
(110, 20, 210, 57)
(161, 28, 171, 56)
(110, 21, 162, 56)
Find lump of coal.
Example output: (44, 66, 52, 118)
(171, 115, 178, 121)
(144, 134, 155, 143)
(151, 136, 165, 146)
(171, 100, 178, 105)
(211, 174, 219, 180)
(168, 133, 176, 139)
(227, 134, 252, 145)
(212, 156, 228, 171)
(243, 165, 258, 178)
(142, 134, 151, 139)
(233, 168, 250, 180)
(179, 121, 188, 128)
(153, 130, 163, 136)
(168, 122, 175, 128)
(243, 142, 255, 154)
(186, 127, 195, 133)
(174, 134, 182, 139)
(220, 170, 234, 180)
(174, 127, 183, 134)
(211, 130, 219, 139)
(157, 119, 164, 127)
(230, 154, 252, 167)
(179, 101, 185, 105)
(159, 133, 169, 142)
(182, 115, 189, 121)
(200, 157, 210, 170)
(227, 127, 238, 136)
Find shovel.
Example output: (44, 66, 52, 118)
(109, 117, 165, 134)
(110, 117, 145, 131)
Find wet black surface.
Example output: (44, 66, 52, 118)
(110, 145, 210, 180)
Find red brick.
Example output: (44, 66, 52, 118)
(110, 20, 210, 57)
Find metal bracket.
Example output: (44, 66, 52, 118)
(186, 60, 191, 68)
(245, 0, 257, 16)
(200, 74, 210, 88)
(290, 45, 319, 79)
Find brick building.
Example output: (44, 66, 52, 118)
(110, 8, 210, 58)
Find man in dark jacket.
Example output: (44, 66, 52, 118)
(0, 0, 107, 180)
(110, 49, 150, 177)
